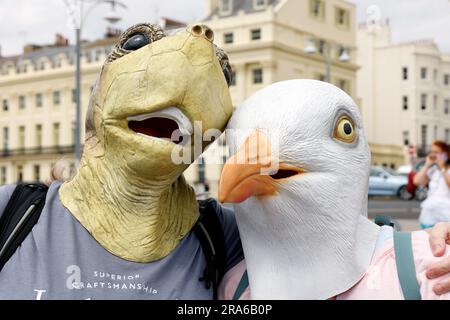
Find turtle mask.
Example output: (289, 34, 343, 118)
(60, 23, 233, 262)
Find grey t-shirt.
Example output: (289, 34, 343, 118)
(0, 182, 243, 300)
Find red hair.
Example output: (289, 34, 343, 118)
(432, 140, 450, 158)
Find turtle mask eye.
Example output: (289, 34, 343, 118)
(122, 33, 151, 51)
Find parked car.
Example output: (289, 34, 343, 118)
(397, 165, 412, 177)
(369, 166, 411, 200)
(406, 159, 428, 201)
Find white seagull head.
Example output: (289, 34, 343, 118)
(219, 79, 380, 300)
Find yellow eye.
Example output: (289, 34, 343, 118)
(334, 116, 356, 143)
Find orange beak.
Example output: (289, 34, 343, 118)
(219, 130, 303, 203)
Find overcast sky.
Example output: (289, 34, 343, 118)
(0, 0, 449, 56)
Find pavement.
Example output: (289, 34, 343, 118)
(368, 197, 421, 231)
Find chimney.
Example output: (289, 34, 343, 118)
(55, 33, 69, 46)
(23, 44, 43, 54)
(105, 27, 122, 38)
(205, 0, 220, 16)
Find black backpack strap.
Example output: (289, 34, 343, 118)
(194, 198, 226, 300)
(0, 183, 48, 272)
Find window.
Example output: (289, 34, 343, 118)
(95, 50, 102, 62)
(230, 70, 236, 86)
(337, 46, 347, 59)
(53, 91, 61, 105)
(72, 89, 77, 103)
(85, 51, 92, 63)
(224, 33, 234, 44)
(421, 125, 427, 148)
(310, 0, 325, 19)
(318, 39, 326, 55)
(35, 124, 42, 148)
(445, 99, 450, 115)
(337, 79, 350, 94)
(251, 29, 261, 41)
(70, 162, 76, 176)
(2, 127, 8, 151)
(18, 126, 25, 149)
(72, 121, 76, 146)
(2, 99, 8, 111)
(370, 167, 385, 177)
(421, 67, 427, 80)
(33, 165, 40, 182)
(19, 95, 26, 110)
(316, 73, 326, 82)
(403, 131, 409, 146)
(17, 165, 23, 183)
(402, 67, 408, 80)
(445, 74, 450, 86)
(219, 0, 232, 15)
(335, 7, 350, 28)
(434, 125, 438, 140)
(446, 129, 450, 144)
(252, 68, 263, 84)
(254, 0, 267, 9)
(53, 123, 60, 146)
(434, 95, 438, 110)
(36, 93, 43, 107)
(421, 94, 427, 110)
(403, 96, 408, 110)
(0, 166, 6, 185)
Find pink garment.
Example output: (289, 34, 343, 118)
(219, 230, 450, 300)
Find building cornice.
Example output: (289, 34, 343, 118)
(0, 65, 100, 87)
(224, 40, 359, 71)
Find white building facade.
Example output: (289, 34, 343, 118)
(357, 21, 450, 168)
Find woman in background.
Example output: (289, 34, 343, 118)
(414, 140, 450, 228)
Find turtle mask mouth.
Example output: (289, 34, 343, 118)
(127, 106, 193, 145)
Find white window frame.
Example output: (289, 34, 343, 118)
(219, 0, 233, 15)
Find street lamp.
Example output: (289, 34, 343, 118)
(304, 36, 350, 82)
(64, 0, 127, 163)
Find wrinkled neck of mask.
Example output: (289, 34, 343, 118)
(236, 194, 381, 299)
(59, 152, 200, 262)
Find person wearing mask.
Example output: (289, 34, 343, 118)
(414, 140, 450, 228)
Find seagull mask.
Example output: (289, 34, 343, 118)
(219, 80, 381, 299)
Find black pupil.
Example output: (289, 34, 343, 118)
(343, 123, 352, 135)
(123, 34, 150, 51)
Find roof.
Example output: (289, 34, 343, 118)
(204, 0, 280, 20)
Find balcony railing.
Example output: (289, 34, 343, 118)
(0, 145, 76, 158)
